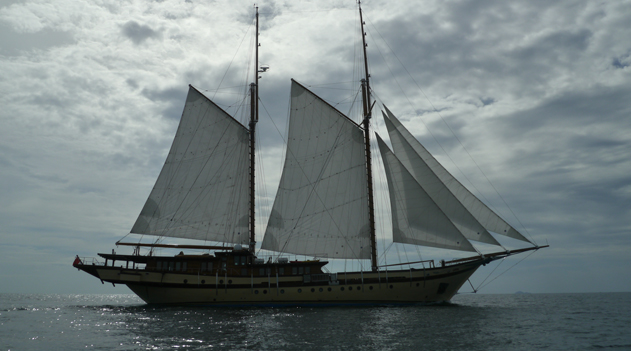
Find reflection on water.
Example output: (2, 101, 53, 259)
(1, 293, 630, 350)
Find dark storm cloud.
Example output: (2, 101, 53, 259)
(364, 1, 598, 104)
(141, 86, 187, 120)
(121, 21, 161, 45)
(478, 84, 631, 252)
(612, 55, 630, 69)
(497, 85, 631, 136)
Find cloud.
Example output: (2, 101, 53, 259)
(121, 20, 162, 45)
(0, 0, 630, 294)
(0, 22, 74, 56)
(612, 52, 631, 69)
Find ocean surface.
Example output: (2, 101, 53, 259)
(1, 292, 629, 350)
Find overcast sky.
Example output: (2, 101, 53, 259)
(1, 0, 630, 295)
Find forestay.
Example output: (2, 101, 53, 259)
(262, 80, 372, 259)
(130, 85, 251, 245)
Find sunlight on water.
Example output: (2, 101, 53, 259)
(1, 293, 630, 350)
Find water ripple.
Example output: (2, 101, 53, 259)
(1, 293, 630, 350)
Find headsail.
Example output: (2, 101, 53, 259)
(382, 106, 531, 243)
(376, 134, 476, 252)
(261, 80, 372, 259)
(130, 85, 251, 245)
(382, 113, 501, 246)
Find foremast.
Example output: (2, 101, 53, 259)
(359, 1, 378, 272)
(249, 6, 260, 253)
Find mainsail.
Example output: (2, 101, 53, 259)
(382, 107, 531, 243)
(130, 85, 251, 245)
(261, 80, 372, 259)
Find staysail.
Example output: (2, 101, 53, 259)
(261, 80, 372, 259)
(130, 85, 251, 245)
(382, 113, 500, 246)
(377, 134, 476, 251)
(382, 107, 531, 243)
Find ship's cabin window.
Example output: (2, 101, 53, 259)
(182, 262, 187, 271)
(292, 267, 297, 275)
(299, 267, 304, 275)
(241, 268, 247, 276)
(201, 262, 213, 272)
(234, 256, 247, 266)
(176, 262, 181, 271)
(306, 267, 311, 274)
(168, 262, 174, 271)
(279, 268, 285, 275)
(156, 261, 162, 270)
(259, 268, 265, 276)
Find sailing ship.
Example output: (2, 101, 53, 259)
(73, 4, 546, 305)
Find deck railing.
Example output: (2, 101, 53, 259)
(76, 257, 104, 266)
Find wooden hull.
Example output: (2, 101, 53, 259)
(76, 259, 486, 305)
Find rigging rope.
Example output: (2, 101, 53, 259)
(476, 250, 538, 292)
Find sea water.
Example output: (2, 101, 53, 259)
(1, 292, 629, 350)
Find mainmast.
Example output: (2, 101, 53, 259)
(248, 7, 259, 253)
(359, 2, 378, 272)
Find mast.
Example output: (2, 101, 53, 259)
(359, 1, 378, 272)
(248, 7, 259, 253)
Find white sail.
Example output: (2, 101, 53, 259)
(383, 106, 531, 243)
(383, 113, 501, 246)
(377, 134, 476, 252)
(130, 85, 251, 245)
(261, 80, 371, 259)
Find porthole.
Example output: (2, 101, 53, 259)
(369, 286, 373, 290)
(357, 286, 361, 290)
(263, 290, 267, 294)
(255, 290, 259, 294)
(389, 285, 394, 289)
(219, 280, 223, 284)
(327, 287, 332, 292)
(228, 280, 232, 284)
(298, 288, 302, 293)
(349, 286, 353, 291)
(341, 287, 345, 291)
(201, 280, 206, 284)
(416, 283, 419, 287)
(311, 288, 315, 292)
(183, 279, 188, 284)
(280, 289, 285, 294)
(319, 288, 323, 292)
